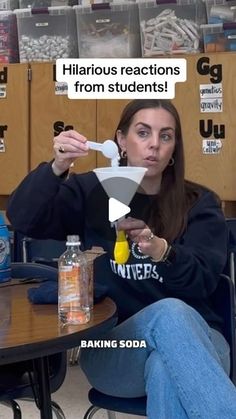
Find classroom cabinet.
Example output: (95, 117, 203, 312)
(173, 52, 236, 202)
(30, 63, 96, 174)
(0, 63, 29, 195)
(0, 62, 96, 198)
(96, 52, 236, 202)
(0, 53, 236, 205)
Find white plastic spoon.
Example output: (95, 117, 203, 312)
(87, 140, 119, 159)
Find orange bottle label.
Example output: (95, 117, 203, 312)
(59, 265, 81, 306)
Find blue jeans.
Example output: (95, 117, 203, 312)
(80, 298, 236, 418)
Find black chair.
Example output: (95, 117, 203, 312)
(83, 273, 236, 419)
(226, 218, 236, 285)
(11, 261, 59, 280)
(0, 262, 67, 419)
(12, 231, 66, 268)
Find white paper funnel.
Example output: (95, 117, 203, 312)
(93, 167, 147, 205)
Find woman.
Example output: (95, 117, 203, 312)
(7, 100, 236, 418)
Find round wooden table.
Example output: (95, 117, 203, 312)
(0, 282, 117, 419)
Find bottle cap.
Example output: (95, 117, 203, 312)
(66, 235, 81, 245)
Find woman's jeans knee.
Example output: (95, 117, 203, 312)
(80, 298, 236, 419)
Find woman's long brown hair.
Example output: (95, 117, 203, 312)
(114, 99, 203, 242)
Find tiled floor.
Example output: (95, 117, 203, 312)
(0, 355, 146, 419)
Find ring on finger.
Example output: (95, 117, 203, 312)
(146, 232, 154, 241)
(58, 146, 65, 153)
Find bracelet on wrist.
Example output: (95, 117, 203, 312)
(152, 239, 176, 265)
(151, 238, 168, 262)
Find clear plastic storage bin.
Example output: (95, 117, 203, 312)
(0, 0, 19, 10)
(0, 11, 19, 63)
(138, 0, 207, 56)
(74, 1, 141, 58)
(18, 0, 76, 8)
(205, 0, 236, 24)
(14, 6, 78, 62)
(202, 22, 236, 51)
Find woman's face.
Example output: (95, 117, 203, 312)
(117, 107, 176, 182)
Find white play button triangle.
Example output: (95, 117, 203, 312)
(109, 197, 130, 223)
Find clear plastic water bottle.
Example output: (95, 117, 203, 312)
(58, 235, 90, 325)
(0, 212, 11, 283)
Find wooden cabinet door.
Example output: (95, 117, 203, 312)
(97, 53, 236, 200)
(0, 64, 29, 195)
(30, 63, 96, 173)
(173, 52, 236, 201)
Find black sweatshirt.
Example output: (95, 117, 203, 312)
(7, 162, 228, 329)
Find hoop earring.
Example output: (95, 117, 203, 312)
(168, 157, 175, 166)
(120, 150, 127, 159)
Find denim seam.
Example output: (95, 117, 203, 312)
(140, 324, 201, 419)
